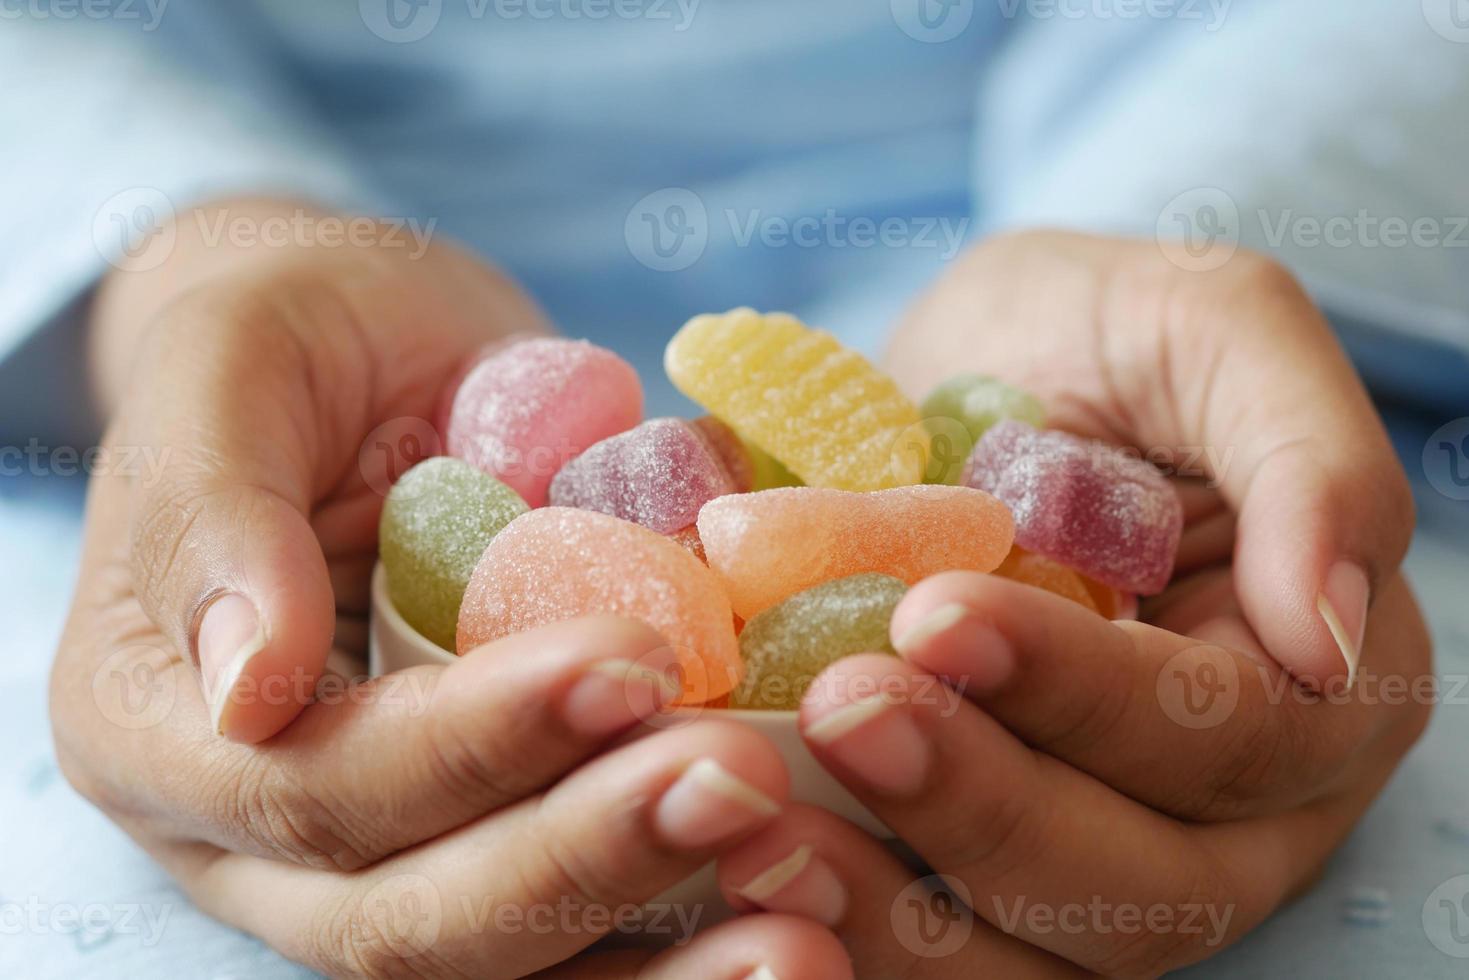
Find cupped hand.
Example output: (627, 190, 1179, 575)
(714, 231, 1432, 977)
(49, 200, 848, 977)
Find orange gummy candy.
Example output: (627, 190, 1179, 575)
(995, 547, 1098, 613)
(456, 508, 742, 703)
(697, 485, 1013, 619)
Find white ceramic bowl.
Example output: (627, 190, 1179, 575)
(368, 563, 891, 922)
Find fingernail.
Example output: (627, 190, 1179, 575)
(805, 696, 929, 796)
(894, 603, 1014, 693)
(197, 593, 266, 736)
(736, 844, 847, 927)
(893, 602, 969, 655)
(743, 968, 779, 980)
(1318, 560, 1369, 689)
(655, 758, 781, 849)
(563, 659, 680, 737)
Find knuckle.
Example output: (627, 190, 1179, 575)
(518, 799, 638, 915)
(219, 759, 381, 871)
(311, 889, 450, 980)
(1189, 704, 1290, 817)
(1094, 860, 1234, 979)
(419, 699, 537, 809)
(946, 787, 1052, 884)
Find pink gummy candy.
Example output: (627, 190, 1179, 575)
(445, 338, 643, 507)
(548, 418, 733, 534)
(697, 485, 1014, 619)
(962, 421, 1182, 595)
(456, 508, 742, 703)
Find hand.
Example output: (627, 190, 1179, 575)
(711, 231, 1432, 977)
(49, 200, 850, 977)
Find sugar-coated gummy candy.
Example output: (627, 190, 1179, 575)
(456, 508, 742, 703)
(691, 416, 802, 492)
(690, 417, 754, 493)
(698, 484, 1013, 619)
(963, 420, 1182, 595)
(548, 418, 733, 534)
(1080, 576, 1138, 621)
(666, 308, 922, 491)
(445, 338, 643, 507)
(730, 574, 907, 710)
(920, 374, 1046, 484)
(994, 548, 1097, 613)
(380, 457, 529, 650)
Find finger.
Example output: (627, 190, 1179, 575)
(181, 720, 791, 977)
(798, 654, 1296, 975)
(889, 572, 1397, 819)
(540, 915, 853, 980)
(717, 805, 1086, 978)
(64, 615, 683, 871)
(888, 232, 1415, 689)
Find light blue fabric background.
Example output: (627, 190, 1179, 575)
(1, 1, 1467, 976)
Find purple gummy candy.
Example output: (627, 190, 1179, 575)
(548, 418, 734, 534)
(962, 421, 1182, 595)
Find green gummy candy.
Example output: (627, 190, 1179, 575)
(380, 456, 529, 650)
(730, 573, 907, 710)
(920, 373, 1046, 484)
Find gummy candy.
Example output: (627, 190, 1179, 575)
(548, 418, 733, 534)
(919, 374, 1046, 485)
(1080, 577, 1138, 621)
(730, 574, 907, 710)
(922, 374, 1045, 443)
(665, 308, 922, 491)
(691, 416, 802, 492)
(380, 457, 529, 650)
(690, 417, 754, 493)
(456, 508, 742, 703)
(994, 548, 1097, 613)
(445, 338, 643, 507)
(698, 484, 1013, 619)
(963, 421, 1182, 595)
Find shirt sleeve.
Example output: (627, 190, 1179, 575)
(0, 8, 385, 445)
(972, 0, 1469, 415)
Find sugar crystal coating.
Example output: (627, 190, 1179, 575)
(963, 421, 1182, 595)
(665, 308, 922, 491)
(690, 416, 754, 493)
(379, 457, 529, 650)
(456, 508, 742, 703)
(445, 338, 643, 507)
(994, 547, 1097, 613)
(731, 574, 907, 710)
(920, 374, 1046, 484)
(548, 418, 733, 534)
(698, 484, 1013, 619)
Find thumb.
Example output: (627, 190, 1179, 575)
(1172, 257, 1414, 691)
(123, 294, 342, 743)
